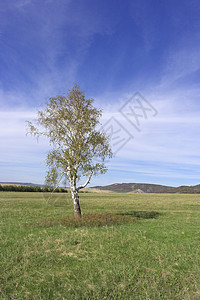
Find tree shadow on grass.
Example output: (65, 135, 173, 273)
(118, 211, 161, 219)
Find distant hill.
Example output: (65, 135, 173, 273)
(92, 182, 200, 193)
(92, 183, 174, 193)
(160, 184, 200, 194)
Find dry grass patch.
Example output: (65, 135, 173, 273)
(36, 213, 137, 228)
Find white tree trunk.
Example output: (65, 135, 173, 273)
(68, 172, 92, 218)
(71, 188, 81, 218)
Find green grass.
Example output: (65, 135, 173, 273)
(0, 192, 200, 299)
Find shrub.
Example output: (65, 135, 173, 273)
(0, 185, 68, 193)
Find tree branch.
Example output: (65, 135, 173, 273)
(77, 172, 93, 191)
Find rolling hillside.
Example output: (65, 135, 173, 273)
(92, 183, 200, 193)
(92, 183, 174, 193)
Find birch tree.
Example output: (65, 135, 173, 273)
(26, 84, 112, 218)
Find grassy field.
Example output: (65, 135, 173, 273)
(0, 192, 200, 299)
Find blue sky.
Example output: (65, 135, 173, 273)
(1, 0, 200, 187)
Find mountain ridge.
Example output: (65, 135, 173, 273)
(92, 182, 200, 193)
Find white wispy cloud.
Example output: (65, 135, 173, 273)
(160, 47, 200, 89)
(0, 0, 119, 109)
(94, 84, 200, 186)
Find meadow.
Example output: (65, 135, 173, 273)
(0, 192, 200, 299)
